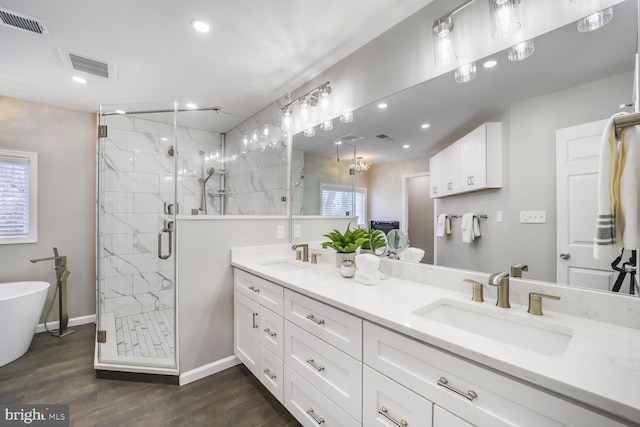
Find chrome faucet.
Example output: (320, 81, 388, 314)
(488, 272, 510, 308)
(510, 264, 528, 278)
(291, 243, 309, 262)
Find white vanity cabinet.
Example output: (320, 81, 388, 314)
(363, 321, 625, 427)
(233, 269, 285, 402)
(429, 122, 502, 198)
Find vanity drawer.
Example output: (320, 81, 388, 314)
(433, 406, 473, 427)
(363, 321, 624, 427)
(284, 289, 362, 360)
(363, 365, 433, 427)
(234, 269, 284, 315)
(284, 365, 360, 427)
(259, 305, 284, 359)
(285, 321, 362, 421)
(259, 345, 283, 404)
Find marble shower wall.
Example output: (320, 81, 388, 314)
(99, 114, 221, 318)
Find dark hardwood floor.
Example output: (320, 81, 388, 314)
(0, 324, 301, 427)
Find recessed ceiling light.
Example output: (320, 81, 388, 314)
(421, 123, 431, 129)
(483, 59, 498, 68)
(186, 103, 198, 110)
(72, 76, 87, 84)
(403, 144, 410, 149)
(378, 103, 388, 109)
(191, 19, 210, 33)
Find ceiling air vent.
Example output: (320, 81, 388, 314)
(0, 8, 48, 35)
(58, 48, 117, 80)
(376, 133, 395, 141)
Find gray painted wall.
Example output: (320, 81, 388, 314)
(0, 97, 96, 322)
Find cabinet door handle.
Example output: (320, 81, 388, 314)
(306, 357, 325, 372)
(263, 327, 277, 337)
(263, 368, 276, 380)
(378, 406, 408, 427)
(252, 312, 258, 328)
(306, 314, 325, 325)
(248, 285, 260, 293)
(437, 377, 478, 401)
(306, 408, 325, 424)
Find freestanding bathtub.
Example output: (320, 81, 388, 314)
(0, 281, 50, 367)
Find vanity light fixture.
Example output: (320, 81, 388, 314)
(432, 0, 476, 67)
(455, 62, 477, 83)
(72, 75, 87, 84)
(577, 7, 613, 32)
(303, 127, 316, 137)
(488, 0, 522, 39)
(340, 111, 354, 123)
(320, 120, 333, 131)
(507, 39, 534, 61)
(191, 19, 210, 33)
(299, 97, 310, 121)
(281, 81, 332, 128)
(282, 106, 292, 131)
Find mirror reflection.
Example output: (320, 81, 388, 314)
(291, 0, 637, 295)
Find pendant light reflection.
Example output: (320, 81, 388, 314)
(577, 7, 613, 32)
(433, 16, 457, 67)
(320, 120, 333, 131)
(489, 0, 522, 39)
(353, 157, 371, 173)
(455, 62, 477, 83)
(507, 39, 534, 61)
(340, 111, 354, 123)
(303, 127, 316, 137)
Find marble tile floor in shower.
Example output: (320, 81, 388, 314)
(115, 309, 174, 359)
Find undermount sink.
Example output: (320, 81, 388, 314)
(259, 259, 310, 272)
(412, 299, 573, 357)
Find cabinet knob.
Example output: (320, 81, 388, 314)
(559, 252, 571, 260)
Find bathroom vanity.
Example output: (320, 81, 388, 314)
(231, 244, 640, 427)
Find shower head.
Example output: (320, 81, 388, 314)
(200, 167, 215, 184)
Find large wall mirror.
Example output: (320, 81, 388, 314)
(289, 0, 638, 296)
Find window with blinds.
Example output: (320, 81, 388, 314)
(0, 149, 37, 244)
(320, 184, 366, 226)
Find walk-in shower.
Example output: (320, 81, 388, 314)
(95, 102, 230, 374)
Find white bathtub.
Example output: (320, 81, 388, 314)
(0, 281, 50, 367)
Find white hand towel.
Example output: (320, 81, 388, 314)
(473, 215, 481, 239)
(461, 213, 473, 243)
(435, 214, 450, 238)
(594, 113, 626, 260)
(620, 124, 640, 249)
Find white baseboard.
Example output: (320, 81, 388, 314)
(35, 314, 96, 334)
(179, 355, 241, 386)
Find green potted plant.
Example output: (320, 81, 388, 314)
(359, 229, 387, 254)
(322, 223, 368, 267)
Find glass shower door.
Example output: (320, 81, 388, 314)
(96, 102, 178, 372)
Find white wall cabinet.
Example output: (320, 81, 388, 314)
(429, 122, 502, 199)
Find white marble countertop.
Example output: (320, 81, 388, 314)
(231, 245, 640, 425)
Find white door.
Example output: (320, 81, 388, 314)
(556, 119, 617, 291)
(234, 291, 260, 376)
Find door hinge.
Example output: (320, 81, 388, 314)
(97, 330, 107, 343)
(98, 125, 108, 138)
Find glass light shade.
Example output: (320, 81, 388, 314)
(303, 127, 316, 137)
(300, 98, 309, 120)
(282, 109, 292, 131)
(320, 120, 333, 131)
(489, 0, 522, 39)
(577, 8, 613, 32)
(340, 111, 354, 123)
(433, 17, 457, 67)
(454, 62, 477, 83)
(507, 39, 534, 61)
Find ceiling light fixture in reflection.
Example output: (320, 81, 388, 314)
(432, 0, 476, 67)
(303, 127, 315, 137)
(507, 39, 534, 61)
(340, 111, 354, 123)
(320, 120, 333, 131)
(354, 157, 371, 173)
(454, 62, 477, 83)
(577, 7, 613, 32)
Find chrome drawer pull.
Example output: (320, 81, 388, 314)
(306, 408, 325, 424)
(263, 368, 276, 380)
(306, 314, 325, 325)
(248, 285, 260, 293)
(252, 312, 258, 328)
(437, 377, 478, 401)
(263, 327, 277, 337)
(379, 406, 408, 427)
(306, 357, 325, 372)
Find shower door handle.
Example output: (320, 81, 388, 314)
(158, 220, 174, 260)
